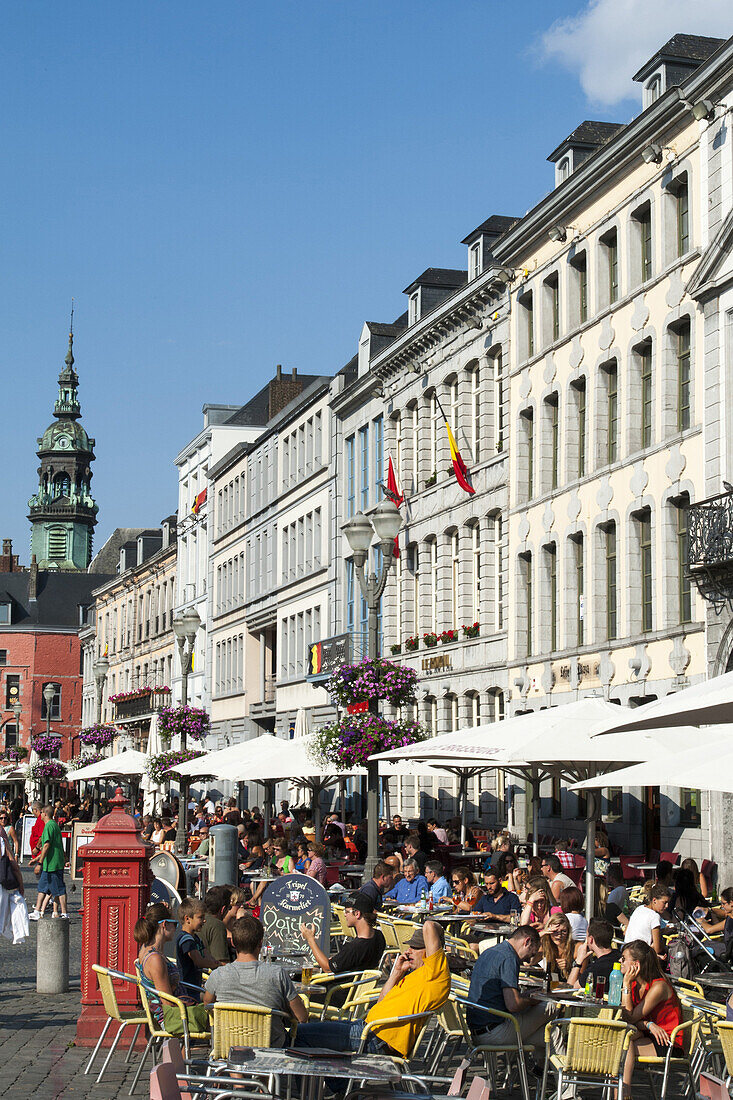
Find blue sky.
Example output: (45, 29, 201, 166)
(2, 1, 729, 556)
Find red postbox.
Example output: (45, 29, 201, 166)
(76, 787, 153, 1046)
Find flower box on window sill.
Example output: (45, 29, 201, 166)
(439, 630, 458, 644)
(425, 473, 437, 489)
(423, 633, 438, 648)
(404, 637, 419, 652)
(462, 623, 480, 639)
(390, 643, 402, 656)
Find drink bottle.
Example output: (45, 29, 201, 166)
(608, 962, 623, 1006)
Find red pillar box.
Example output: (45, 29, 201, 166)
(76, 787, 153, 1046)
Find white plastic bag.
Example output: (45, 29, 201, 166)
(10, 891, 29, 944)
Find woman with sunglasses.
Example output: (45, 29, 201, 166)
(0, 812, 19, 860)
(520, 877, 555, 933)
(540, 913, 577, 981)
(451, 867, 483, 912)
(134, 903, 210, 1036)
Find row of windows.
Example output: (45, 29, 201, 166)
(346, 549, 383, 658)
(216, 552, 246, 616)
(100, 581, 175, 653)
(420, 689, 505, 735)
(517, 319, 692, 501)
(216, 473, 245, 537)
(279, 606, 322, 681)
(517, 499, 692, 657)
(517, 172, 690, 360)
(214, 634, 245, 697)
(281, 508, 323, 584)
(95, 659, 172, 723)
(345, 416, 383, 516)
(248, 439, 277, 516)
(281, 412, 324, 491)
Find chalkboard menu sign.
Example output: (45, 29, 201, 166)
(260, 874, 330, 965)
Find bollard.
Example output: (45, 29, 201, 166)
(37, 917, 70, 994)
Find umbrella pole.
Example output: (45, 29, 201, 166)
(460, 772, 468, 848)
(585, 784, 597, 921)
(530, 769, 540, 858)
(339, 779, 346, 824)
(383, 775, 391, 821)
(313, 781, 322, 839)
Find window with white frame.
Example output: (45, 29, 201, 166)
(394, 411, 402, 482)
(359, 425, 369, 511)
(408, 291, 420, 325)
(346, 435, 356, 516)
(493, 350, 504, 451)
(470, 523, 481, 624)
(374, 415, 383, 496)
(411, 403, 419, 487)
(450, 530, 459, 629)
(469, 241, 482, 280)
(494, 514, 504, 630)
(469, 364, 480, 462)
(429, 393, 439, 476)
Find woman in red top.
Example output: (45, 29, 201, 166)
(619, 939, 683, 1097)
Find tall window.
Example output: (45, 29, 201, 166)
(471, 523, 481, 624)
(374, 415, 383, 498)
(41, 682, 61, 720)
(641, 343, 653, 448)
(523, 553, 533, 655)
(677, 321, 691, 432)
(470, 693, 481, 726)
(606, 363, 619, 464)
(605, 523, 617, 640)
(522, 411, 534, 498)
(426, 539, 438, 632)
(548, 544, 558, 652)
(494, 515, 504, 630)
(494, 351, 504, 451)
(549, 396, 559, 490)
(520, 292, 534, 358)
(448, 378, 459, 435)
(359, 425, 369, 510)
(675, 177, 689, 256)
(677, 500, 692, 624)
(638, 204, 653, 281)
(394, 411, 402, 482)
(574, 536, 585, 646)
(574, 379, 587, 479)
(411, 403, 419, 486)
(410, 544, 420, 635)
(546, 274, 560, 342)
(605, 229, 619, 304)
(450, 531, 459, 629)
(639, 512, 653, 632)
(430, 393, 439, 475)
(570, 251, 588, 325)
(346, 435, 356, 517)
(469, 241, 482, 280)
(470, 365, 480, 462)
(395, 550, 403, 645)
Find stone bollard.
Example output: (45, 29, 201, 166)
(37, 918, 70, 994)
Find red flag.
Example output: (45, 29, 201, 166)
(446, 421, 475, 495)
(192, 488, 207, 515)
(385, 454, 403, 557)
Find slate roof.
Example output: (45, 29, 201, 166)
(89, 528, 148, 574)
(403, 268, 468, 295)
(633, 33, 725, 80)
(462, 215, 519, 245)
(547, 121, 625, 163)
(365, 315, 409, 339)
(0, 571, 115, 629)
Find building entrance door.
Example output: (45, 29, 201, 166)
(644, 786, 661, 855)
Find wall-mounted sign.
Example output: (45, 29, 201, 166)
(306, 633, 350, 680)
(421, 654, 453, 674)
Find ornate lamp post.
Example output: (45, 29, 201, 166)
(173, 606, 201, 854)
(92, 654, 109, 822)
(42, 682, 58, 805)
(342, 499, 402, 879)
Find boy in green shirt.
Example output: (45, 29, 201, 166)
(30, 806, 68, 919)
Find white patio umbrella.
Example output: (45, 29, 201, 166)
(66, 749, 150, 781)
(570, 728, 733, 796)
(590, 670, 733, 736)
(141, 711, 165, 815)
(24, 747, 40, 802)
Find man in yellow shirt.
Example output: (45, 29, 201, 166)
(294, 919, 449, 1057)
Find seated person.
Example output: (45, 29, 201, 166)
(424, 860, 451, 904)
(539, 913, 577, 982)
(293, 840, 310, 872)
(619, 939, 683, 1099)
(451, 867, 484, 912)
(360, 862, 395, 911)
(384, 859, 428, 904)
(136, 903, 209, 1037)
(697, 886, 733, 956)
(466, 925, 545, 1047)
(680, 856, 709, 899)
(294, 920, 450, 1057)
(204, 915, 307, 1046)
(604, 865, 629, 929)
(623, 884, 670, 958)
(520, 877, 555, 933)
(193, 825, 210, 858)
(670, 867, 708, 921)
(472, 870, 521, 922)
(300, 891, 386, 974)
(567, 917, 621, 989)
(174, 897, 222, 992)
(559, 885, 587, 941)
(542, 855, 576, 902)
(403, 834, 427, 874)
(383, 814, 409, 848)
(200, 885, 234, 964)
(426, 818, 447, 845)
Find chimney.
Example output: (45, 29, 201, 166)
(29, 554, 38, 600)
(268, 364, 304, 420)
(0, 539, 19, 573)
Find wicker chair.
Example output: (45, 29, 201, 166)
(209, 1002, 291, 1060)
(129, 977, 210, 1096)
(539, 1016, 632, 1099)
(714, 1021, 733, 1087)
(85, 965, 148, 1084)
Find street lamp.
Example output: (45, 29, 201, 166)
(92, 654, 110, 821)
(173, 606, 201, 854)
(42, 682, 58, 806)
(342, 499, 402, 879)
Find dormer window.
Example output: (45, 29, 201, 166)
(0, 599, 10, 625)
(557, 157, 570, 183)
(469, 242, 482, 280)
(646, 75, 662, 105)
(408, 291, 420, 326)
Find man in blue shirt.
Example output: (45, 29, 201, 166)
(473, 871, 522, 922)
(466, 926, 546, 1048)
(425, 860, 451, 904)
(384, 859, 429, 904)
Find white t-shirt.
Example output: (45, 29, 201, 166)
(567, 911, 588, 941)
(624, 904, 660, 945)
(204, 799, 215, 814)
(552, 871, 576, 893)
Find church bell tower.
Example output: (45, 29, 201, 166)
(27, 322, 98, 570)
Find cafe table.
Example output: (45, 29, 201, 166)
(218, 1046, 400, 1100)
(630, 862, 658, 876)
(527, 987, 609, 1011)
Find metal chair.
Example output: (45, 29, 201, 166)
(453, 995, 540, 1100)
(130, 974, 210, 1095)
(635, 1006, 703, 1099)
(85, 965, 148, 1084)
(714, 1021, 733, 1088)
(538, 1016, 632, 1099)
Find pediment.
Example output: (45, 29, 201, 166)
(687, 209, 733, 302)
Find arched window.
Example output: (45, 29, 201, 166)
(52, 473, 71, 498)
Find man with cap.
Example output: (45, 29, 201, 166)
(295, 919, 450, 1058)
(300, 892, 386, 974)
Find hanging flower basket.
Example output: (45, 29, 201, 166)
(439, 629, 458, 644)
(67, 751, 104, 771)
(31, 734, 63, 755)
(404, 636, 419, 652)
(7, 746, 28, 762)
(79, 723, 117, 747)
(327, 658, 419, 710)
(148, 748, 207, 785)
(423, 632, 438, 648)
(157, 705, 211, 744)
(27, 759, 67, 781)
(311, 714, 427, 769)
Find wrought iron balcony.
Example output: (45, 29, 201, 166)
(686, 490, 733, 612)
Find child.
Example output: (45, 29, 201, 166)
(175, 897, 222, 994)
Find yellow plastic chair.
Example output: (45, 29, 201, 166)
(377, 919, 400, 950)
(539, 1016, 632, 1099)
(210, 1003, 291, 1060)
(319, 970, 382, 1020)
(390, 918, 421, 950)
(86, 965, 148, 1084)
(635, 1006, 702, 1099)
(354, 1009, 435, 1085)
(130, 976, 210, 1095)
(715, 1021, 733, 1087)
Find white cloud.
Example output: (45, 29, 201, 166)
(537, 0, 730, 107)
